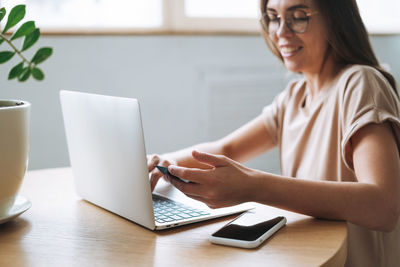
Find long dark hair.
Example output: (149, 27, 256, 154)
(260, 0, 398, 96)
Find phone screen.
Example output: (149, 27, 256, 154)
(211, 211, 285, 241)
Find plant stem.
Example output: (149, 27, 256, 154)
(0, 33, 31, 67)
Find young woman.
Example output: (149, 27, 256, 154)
(148, 0, 400, 265)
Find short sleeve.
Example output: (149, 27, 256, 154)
(340, 66, 400, 171)
(262, 80, 299, 146)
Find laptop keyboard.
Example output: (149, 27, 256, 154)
(152, 194, 210, 224)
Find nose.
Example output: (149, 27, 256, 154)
(276, 19, 293, 37)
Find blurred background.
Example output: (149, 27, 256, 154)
(0, 0, 399, 174)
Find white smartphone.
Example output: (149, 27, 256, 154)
(209, 210, 287, 249)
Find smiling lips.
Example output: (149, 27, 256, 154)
(280, 46, 303, 57)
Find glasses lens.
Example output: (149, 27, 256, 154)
(288, 10, 309, 33)
(262, 10, 310, 34)
(265, 13, 279, 34)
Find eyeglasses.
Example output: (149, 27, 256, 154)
(260, 9, 318, 34)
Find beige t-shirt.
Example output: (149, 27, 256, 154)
(262, 64, 400, 267)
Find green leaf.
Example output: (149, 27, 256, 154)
(31, 67, 44, 80)
(8, 62, 24, 80)
(0, 38, 4, 45)
(0, 51, 15, 63)
(22, 28, 40, 51)
(31, 47, 52, 65)
(2, 5, 26, 34)
(11, 21, 35, 40)
(18, 67, 31, 82)
(0, 7, 6, 22)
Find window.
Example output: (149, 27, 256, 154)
(169, 0, 260, 32)
(357, 0, 400, 33)
(185, 0, 258, 18)
(1, 0, 399, 34)
(0, 0, 163, 32)
(176, 0, 400, 34)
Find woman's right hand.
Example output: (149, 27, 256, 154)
(147, 154, 177, 192)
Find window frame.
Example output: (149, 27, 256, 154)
(1, 0, 398, 35)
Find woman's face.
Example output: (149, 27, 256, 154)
(264, 0, 330, 75)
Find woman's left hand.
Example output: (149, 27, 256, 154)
(167, 150, 257, 208)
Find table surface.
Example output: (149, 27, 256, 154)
(0, 168, 347, 267)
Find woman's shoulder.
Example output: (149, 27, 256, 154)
(335, 64, 399, 110)
(284, 77, 307, 97)
(335, 64, 395, 96)
(338, 64, 389, 86)
(269, 78, 306, 109)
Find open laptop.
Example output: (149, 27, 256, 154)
(59, 90, 252, 230)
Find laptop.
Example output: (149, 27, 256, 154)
(59, 90, 252, 230)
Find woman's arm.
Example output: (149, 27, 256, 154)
(167, 122, 400, 232)
(148, 114, 276, 190)
(256, 122, 400, 231)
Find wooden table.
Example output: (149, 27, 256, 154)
(0, 168, 347, 266)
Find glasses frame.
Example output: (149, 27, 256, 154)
(260, 10, 319, 34)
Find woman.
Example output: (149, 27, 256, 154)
(148, 0, 400, 266)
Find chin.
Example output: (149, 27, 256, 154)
(284, 61, 304, 73)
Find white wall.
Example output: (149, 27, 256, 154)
(1, 35, 399, 173)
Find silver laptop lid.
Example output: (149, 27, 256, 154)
(60, 90, 155, 230)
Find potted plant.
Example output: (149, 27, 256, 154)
(0, 4, 52, 223)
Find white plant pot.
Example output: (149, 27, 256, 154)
(0, 100, 30, 216)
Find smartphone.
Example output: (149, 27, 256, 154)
(155, 165, 191, 183)
(209, 210, 286, 249)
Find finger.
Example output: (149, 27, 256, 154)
(147, 154, 160, 172)
(192, 150, 230, 168)
(150, 170, 163, 192)
(168, 165, 209, 184)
